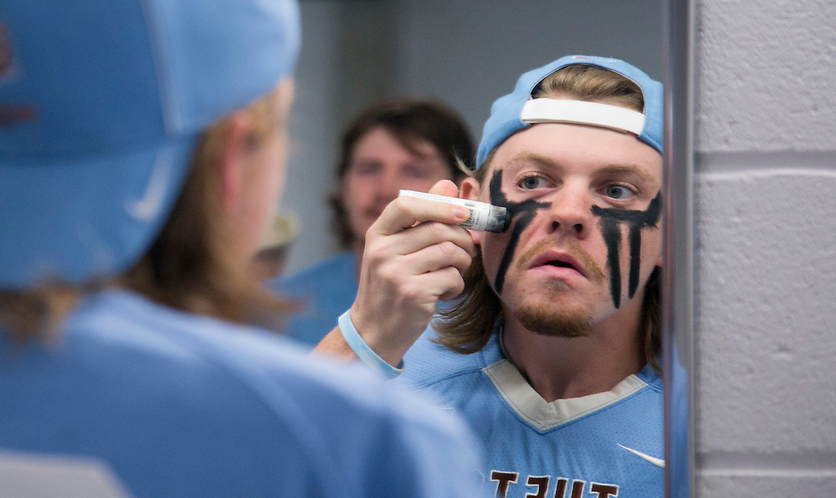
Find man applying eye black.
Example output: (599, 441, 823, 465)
(316, 55, 665, 498)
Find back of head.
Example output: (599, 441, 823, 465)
(0, 0, 301, 336)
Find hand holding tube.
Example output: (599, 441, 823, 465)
(339, 180, 478, 367)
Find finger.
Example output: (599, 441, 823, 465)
(379, 221, 476, 259)
(396, 240, 474, 277)
(371, 179, 470, 237)
(371, 195, 470, 237)
(400, 267, 466, 305)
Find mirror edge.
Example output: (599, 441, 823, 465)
(662, 0, 695, 497)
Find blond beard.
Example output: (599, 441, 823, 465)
(515, 280, 594, 338)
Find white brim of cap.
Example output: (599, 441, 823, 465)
(520, 98, 646, 136)
(0, 136, 197, 290)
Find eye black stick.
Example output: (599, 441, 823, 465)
(398, 190, 509, 233)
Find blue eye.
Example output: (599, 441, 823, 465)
(520, 176, 546, 189)
(605, 185, 634, 199)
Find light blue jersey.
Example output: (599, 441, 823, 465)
(271, 251, 358, 346)
(0, 290, 485, 498)
(396, 329, 663, 498)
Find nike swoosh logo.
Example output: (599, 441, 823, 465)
(126, 149, 174, 221)
(617, 444, 665, 468)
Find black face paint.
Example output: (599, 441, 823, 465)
(591, 194, 662, 308)
(488, 170, 551, 295)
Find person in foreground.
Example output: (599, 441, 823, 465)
(272, 99, 474, 346)
(0, 1, 484, 497)
(316, 55, 665, 498)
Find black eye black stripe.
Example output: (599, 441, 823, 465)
(488, 170, 550, 295)
(591, 194, 661, 308)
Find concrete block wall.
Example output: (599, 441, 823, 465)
(693, 0, 836, 495)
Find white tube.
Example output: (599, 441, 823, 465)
(398, 190, 509, 233)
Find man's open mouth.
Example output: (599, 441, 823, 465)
(529, 253, 586, 278)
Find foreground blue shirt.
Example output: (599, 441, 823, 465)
(0, 289, 485, 498)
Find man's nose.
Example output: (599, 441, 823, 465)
(546, 185, 594, 238)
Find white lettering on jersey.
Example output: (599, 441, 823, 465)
(489, 472, 620, 498)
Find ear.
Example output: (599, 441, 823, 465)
(459, 177, 480, 201)
(459, 177, 484, 244)
(218, 110, 255, 213)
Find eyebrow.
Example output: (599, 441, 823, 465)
(504, 151, 558, 170)
(595, 164, 657, 185)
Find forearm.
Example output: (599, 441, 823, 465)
(311, 326, 356, 360)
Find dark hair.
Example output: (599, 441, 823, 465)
(329, 99, 474, 248)
(433, 64, 662, 372)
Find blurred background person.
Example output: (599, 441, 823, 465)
(270, 99, 474, 346)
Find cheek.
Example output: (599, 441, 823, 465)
(247, 144, 280, 209)
(268, 148, 287, 204)
(640, 227, 663, 270)
(342, 173, 374, 206)
(478, 236, 503, 275)
(339, 177, 362, 213)
(478, 231, 515, 282)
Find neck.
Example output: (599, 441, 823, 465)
(502, 302, 646, 403)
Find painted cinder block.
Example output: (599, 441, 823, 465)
(697, 474, 836, 498)
(695, 0, 836, 152)
(694, 169, 836, 454)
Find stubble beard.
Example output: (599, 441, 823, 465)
(515, 279, 595, 338)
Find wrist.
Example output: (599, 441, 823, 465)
(338, 309, 404, 379)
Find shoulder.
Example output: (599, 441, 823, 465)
(68, 290, 450, 422)
(396, 325, 494, 389)
(634, 363, 664, 394)
(66, 291, 485, 496)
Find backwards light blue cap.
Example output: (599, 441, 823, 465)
(475, 55, 663, 170)
(0, 0, 301, 289)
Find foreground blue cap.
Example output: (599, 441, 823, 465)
(476, 55, 663, 169)
(0, 0, 301, 289)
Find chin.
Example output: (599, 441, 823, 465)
(516, 304, 593, 338)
